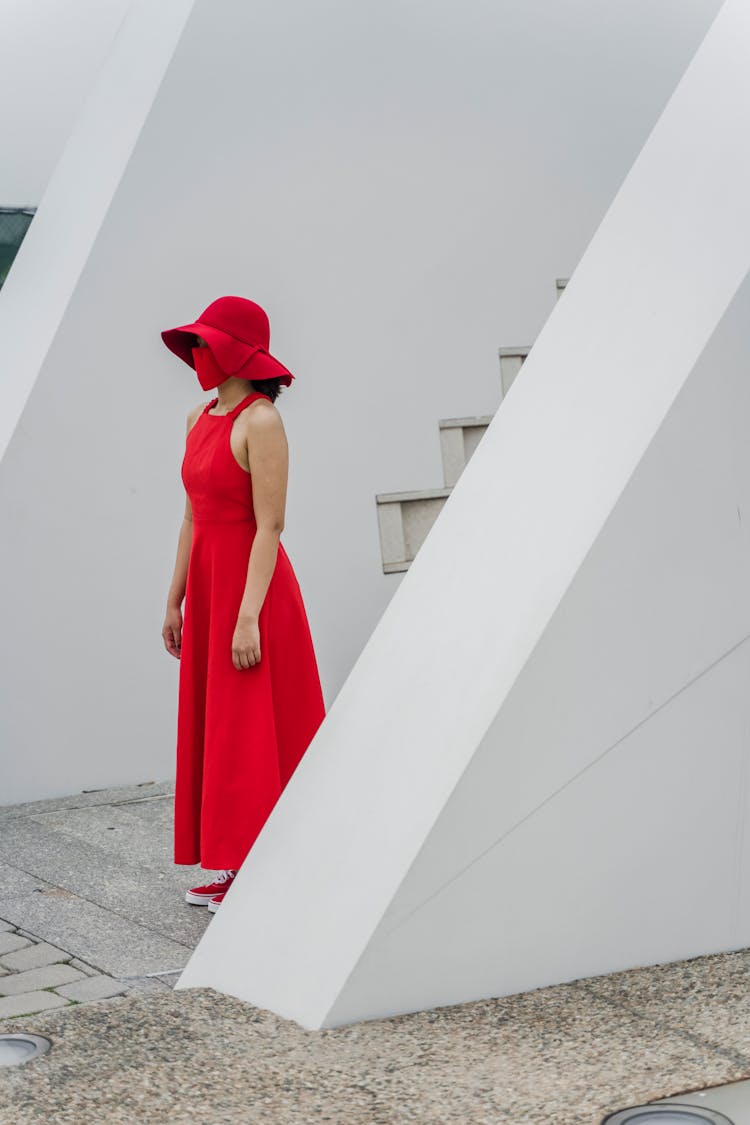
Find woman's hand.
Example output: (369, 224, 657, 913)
(232, 614, 261, 670)
(162, 605, 183, 660)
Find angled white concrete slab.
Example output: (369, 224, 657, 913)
(0, 0, 195, 459)
(0, 0, 196, 806)
(175, 0, 750, 1027)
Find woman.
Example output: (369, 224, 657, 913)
(160, 296, 326, 913)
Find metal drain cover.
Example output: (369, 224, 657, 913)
(0, 1034, 52, 1067)
(604, 1106, 734, 1123)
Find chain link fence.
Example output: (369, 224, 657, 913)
(0, 207, 36, 289)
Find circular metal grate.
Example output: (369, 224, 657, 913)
(0, 1034, 52, 1067)
(603, 1106, 735, 1124)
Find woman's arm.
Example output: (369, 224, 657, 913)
(232, 404, 289, 670)
(162, 406, 201, 659)
(166, 493, 193, 605)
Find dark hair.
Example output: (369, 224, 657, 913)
(248, 377, 284, 404)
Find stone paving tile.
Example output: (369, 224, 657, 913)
(117, 794, 174, 822)
(31, 802, 177, 873)
(0, 888, 194, 977)
(0, 989, 70, 1018)
(0, 862, 53, 898)
(0, 940, 72, 972)
(0, 961, 85, 996)
(119, 975, 173, 995)
(109, 786, 175, 809)
(0, 932, 31, 956)
(0, 920, 15, 932)
(0, 818, 213, 949)
(13, 928, 45, 941)
(56, 974, 128, 1002)
(0, 779, 174, 821)
(69, 958, 100, 977)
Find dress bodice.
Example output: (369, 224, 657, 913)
(181, 391, 269, 524)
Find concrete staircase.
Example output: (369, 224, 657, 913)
(375, 279, 567, 573)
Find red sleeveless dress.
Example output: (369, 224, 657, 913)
(175, 390, 326, 870)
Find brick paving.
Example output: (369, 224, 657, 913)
(0, 779, 206, 1019)
(0, 918, 159, 1018)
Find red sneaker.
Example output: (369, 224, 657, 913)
(207, 892, 226, 913)
(185, 869, 237, 905)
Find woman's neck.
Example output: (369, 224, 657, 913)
(214, 378, 254, 409)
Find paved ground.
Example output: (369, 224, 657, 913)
(0, 922, 132, 1018)
(0, 779, 215, 1013)
(3, 780, 750, 1124)
(4, 951, 750, 1124)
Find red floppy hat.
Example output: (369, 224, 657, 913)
(161, 295, 295, 385)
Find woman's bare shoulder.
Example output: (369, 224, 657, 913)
(242, 397, 284, 431)
(186, 400, 208, 433)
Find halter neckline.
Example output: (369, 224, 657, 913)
(203, 391, 268, 419)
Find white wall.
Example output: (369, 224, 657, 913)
(0, 0, 724, 803)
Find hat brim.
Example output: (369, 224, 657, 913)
(161, 319, 295, 386)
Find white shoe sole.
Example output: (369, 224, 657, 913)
(185, 890, 220, 904)
(207, 898, 221, 913)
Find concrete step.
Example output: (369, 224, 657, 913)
(376, 350, 523, 572)
(438, 415, 495, 488)
(375, 274, 570, 572)
(498, 346, 530, 401)
(375, 487, 452, 573)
